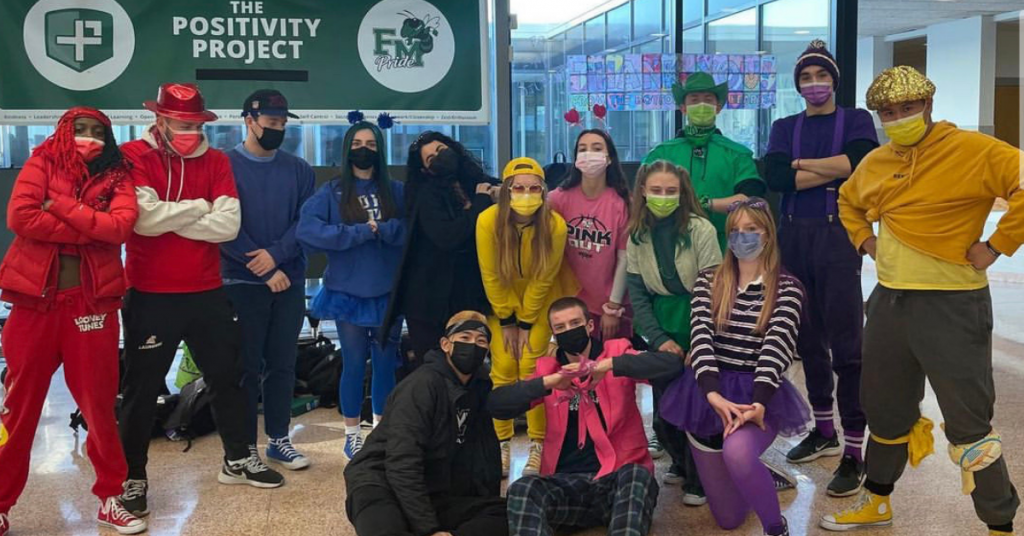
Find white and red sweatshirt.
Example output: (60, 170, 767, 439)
(121, 125, 241, 293)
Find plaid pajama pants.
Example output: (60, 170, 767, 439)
(507, 463, 659, 536)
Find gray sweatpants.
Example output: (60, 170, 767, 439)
(861, 285, 1019, 526)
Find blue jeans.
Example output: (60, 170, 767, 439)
(337, 320, 401, 419)
(225, 283, 306, 443)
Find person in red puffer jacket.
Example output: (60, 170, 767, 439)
(116, 83, 283, 521)
(0, 107, 146, 536)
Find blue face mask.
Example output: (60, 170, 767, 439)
(728, 231, 764, 260)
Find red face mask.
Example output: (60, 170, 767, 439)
(164, 127, 204, 156)
(75, 136, 105, 162)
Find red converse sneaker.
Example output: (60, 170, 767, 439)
(98, 497, 147, 534)
(1, 512, 9, 536)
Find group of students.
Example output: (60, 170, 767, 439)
(0, 38, 1021, 536)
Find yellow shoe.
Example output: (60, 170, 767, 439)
(820, 491, 893, 531)
(990, 531, 1013, 535)
(500, 441, 510, 478)
(522, 440, 543, 476)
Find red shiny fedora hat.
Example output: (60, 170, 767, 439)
(143, 83, 219, 122)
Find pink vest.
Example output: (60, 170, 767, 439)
(533, 338, 654, 479)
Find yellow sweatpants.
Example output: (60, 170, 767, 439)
(488, 315, 549, 441)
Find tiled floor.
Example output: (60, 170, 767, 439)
(3, 277, 1024, 535)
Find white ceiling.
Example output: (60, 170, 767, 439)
(859, 0, 1024, 36)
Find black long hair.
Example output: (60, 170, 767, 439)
(559, 129, 630, 210)
(87, 127, 126, 177)
(337, 122, 397, 223)
(405, 130, 492, 211)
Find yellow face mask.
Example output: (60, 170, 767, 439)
(510, 193, 544, 216)
(882, 112, 928, 146)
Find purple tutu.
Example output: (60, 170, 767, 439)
(659, 367, 810, 438)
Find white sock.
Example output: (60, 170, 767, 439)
(373, 415, 383, 429)
(346, 425, 361, 436)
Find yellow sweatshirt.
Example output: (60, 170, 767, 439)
(476, 205, 575, 326)
(839, 121, 1024, 280)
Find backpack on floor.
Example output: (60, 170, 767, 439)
(543, 152, 571, 191)
(163, 377, 216, 451)
(294, 334, 336, 393)
(306, 347, 343, 408)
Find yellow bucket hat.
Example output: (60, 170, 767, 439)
(866, 66, 936, 111)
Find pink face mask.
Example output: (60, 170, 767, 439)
(75, 136, 105, 162)
(574, 151, 608, 176)
(164, 127, 204, 156)
(800, 82, 833, 106)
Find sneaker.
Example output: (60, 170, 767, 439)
(786, 428, 842, 464)
(682, 488, 707, 507)
(97, 497, 147, 535)
(267, 437, 311, 471)
(522, 440, 543, 476)
(120, 479, 149, 518)
(0, 512, 8, 536)
(767, 516, 789, 536)
(763, 459, 797, 491)
(500, 440, 511, 478)
(820, 491, 893, 531)
(648, 436, 665, 460)
(218, 452, 285, 489)
(663, 465, 684, 485)
(344, 433, 364, 461)
(827, 455, 866, 497)
(990, 531, 1013, 536)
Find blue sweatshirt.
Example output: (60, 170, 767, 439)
(296, 177, 406, 298)
(222, 143, 316, 284)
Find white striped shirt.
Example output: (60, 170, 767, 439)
(689, 269, 804, 405)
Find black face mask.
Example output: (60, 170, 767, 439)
(449, 341, 488, 375)
(349, 146, 378, 171)
(254, 125, 285, 151)
(428, 148, 459, 178)
(555, 325, 591, 355)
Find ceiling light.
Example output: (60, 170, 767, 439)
(795, 30, 810, 34)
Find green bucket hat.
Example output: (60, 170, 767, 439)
(671, 72, 729, 106)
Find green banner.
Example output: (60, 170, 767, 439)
(0, 0, 489, 124)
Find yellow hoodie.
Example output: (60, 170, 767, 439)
(839, 121, 1024, 286)
(476, 205, 576, 326)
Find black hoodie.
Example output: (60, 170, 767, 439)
(343, 350, 502, 536)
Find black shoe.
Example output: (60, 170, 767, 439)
(827, 454, 866, 497)
(218, 452, 285, 489)
(786, 429, 842, 464)
(766, 516, 789, 536)
(762, 459, 797, 491)
(120, 479, 149, 518)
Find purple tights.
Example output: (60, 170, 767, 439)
(688, 424, 785, 534)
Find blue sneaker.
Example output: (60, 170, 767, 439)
(344, 433, 364, 461)
(266, 437, 311, 471)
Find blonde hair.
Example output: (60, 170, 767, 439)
(627, 160, 705, 243)
(446, 310, 488, 329)
(495, 174, 555, 286)
(710, 202, 781, 334)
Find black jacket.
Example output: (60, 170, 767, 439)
(343, 352, 502, 536)
(382, 177, 494, 339)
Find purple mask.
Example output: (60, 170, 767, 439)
(801, 82, 833, 106)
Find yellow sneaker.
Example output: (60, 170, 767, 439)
(522, 440, 543, 476)
(820, 491, 893, 531)
(989, 531, 1013, 535)
(500, 441, 510, 478)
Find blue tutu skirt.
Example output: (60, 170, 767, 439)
(659, 367, 810, 438)
(310, 288, 389, 328)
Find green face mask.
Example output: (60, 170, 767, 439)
(646, 194, 680, 219)
(686, 102, 717, 127)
